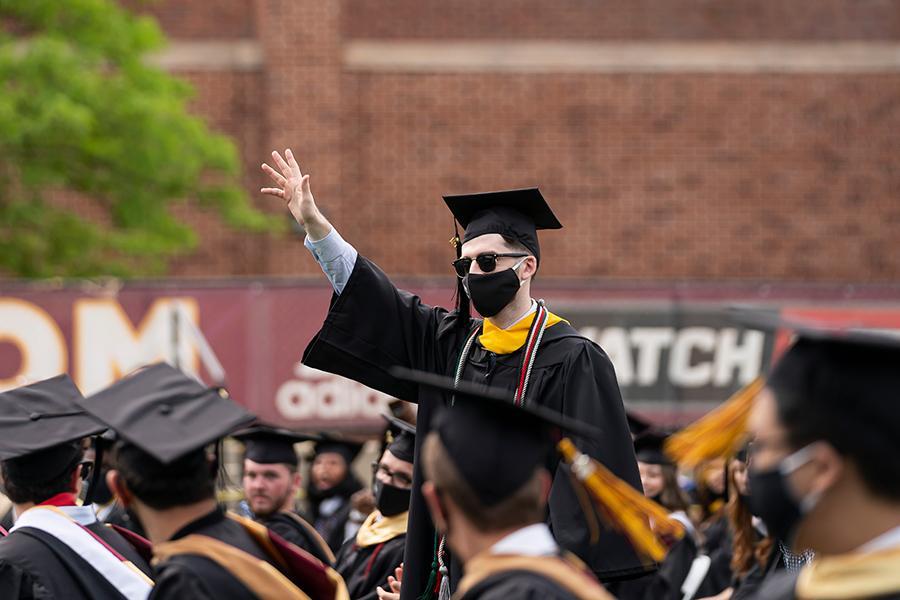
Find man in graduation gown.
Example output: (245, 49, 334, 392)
(335, 415, 415, 600)
(234, 425, 336, 565)
(743, 326, 900, 600)
(80, 363, 349, 600)
(261, 150, 645, 597)
(400, 370, 615, 600)
(0, 375, 154, 600)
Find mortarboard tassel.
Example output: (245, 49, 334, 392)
(664, 377, 765, 468)
(451, 223, 471, 329)
(558, 438, 683, 564)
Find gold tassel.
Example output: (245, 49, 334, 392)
(664, 377, 765, 468)
(558, 438, 684, 563)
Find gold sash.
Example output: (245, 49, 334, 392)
(796, 547, 900, 599)
(354, 510, 408, 548)
(455, 552, 614, 600)
(479, 311, 565, 355)
(154, 535, 310, 600)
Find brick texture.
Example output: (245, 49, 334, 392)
(341, 0, 900, 41)
(113, 0, 900, 282)
(123, 0, 256, 39)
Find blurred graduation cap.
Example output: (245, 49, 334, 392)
(381, 413, 416, 464)
(730, 306, 900, 349)
(0, 375, 105, 484)
(390, 366, 682, 562)
(633, 431, 673, 466)
(443, 188, 562, 263)
(311, 435, 363, 466)
(391, 366, 598, 506)
(743, 312, 900, 448)
(80, 362, 255, 465)
(233, 424, 320, 466)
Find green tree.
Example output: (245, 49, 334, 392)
(0, 0, 275, 277)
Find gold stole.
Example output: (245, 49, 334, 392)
(454, 552, 615, 600)
(796, 547, 900, 600)
(478, 310, 566, 355)
(355, 510, 408, 548)
(153, 535, 311, 600)
(153, 513, 349, 600)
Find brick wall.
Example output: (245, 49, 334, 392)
(121, 0, 900, 282)
(341, 0, 900, 40)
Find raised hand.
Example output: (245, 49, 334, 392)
(261, 149, 331, 240)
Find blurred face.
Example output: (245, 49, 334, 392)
(311, 452, 347, 491)
(703, 458, 727, 495)
(748, 388, 796, 471)
(638, 462, 665, 499)
(243, 459, 299, 517)
(731, 458, 749, 496)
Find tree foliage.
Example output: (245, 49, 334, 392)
(0, 0, 275, 277)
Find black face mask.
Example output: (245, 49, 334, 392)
(747, 466, 803, 542)
(373, 479, 411, 517)
(465, 266, 522, 318)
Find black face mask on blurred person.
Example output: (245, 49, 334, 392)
(747, 444, 820, 543)
(464, 260, 526, 318)
(373, 479, 411, 517)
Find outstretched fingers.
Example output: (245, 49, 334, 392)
(285, 148, 303, 178)
(261, 162, 286, 186)
(271, 150, 292, 179)
(260, 187, 284, 198)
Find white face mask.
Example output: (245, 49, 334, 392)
(779, 443, 824, 513)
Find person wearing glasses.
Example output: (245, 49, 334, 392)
(335, 415, 416, 600)
(0, 376, 154, 599)
(261, 149, 644, 598)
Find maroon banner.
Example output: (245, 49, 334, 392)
(2, 278, 900, 430)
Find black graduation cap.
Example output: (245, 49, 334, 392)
(736, 308, 900, 452)
(730, 306, 900, 349)
(390, 366, 599, 507)
(233, 424, 320, 466)
(79, 362, 256, 465)
(443, 188, 562, 263)
(633, 431, 672, 466)
(312, 435, 363, 466)
(0, 375, 105, 483)
(381, 413, 416, 464)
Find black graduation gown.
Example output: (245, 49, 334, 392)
(102, 503, 147, 538)
(302, 257, 645, 599)
(262, 511, 335, 566)
(334, 533, 406, 600)
(150, 507, 278, 599)
(459, 570, 581, 600)
(0, 518, 153, 599)
(311, 496, 355, 554)
(729, 539, 791, 600)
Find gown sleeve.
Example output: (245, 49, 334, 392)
(303, 256, 465, 402)
(547, 339, 647, 580)
(0, 561, 43, 600)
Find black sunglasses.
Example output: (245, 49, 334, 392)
(452, 253, 528, 278)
